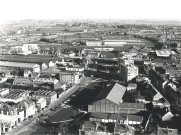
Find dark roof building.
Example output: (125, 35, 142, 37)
(48, 107, 78, 123)
(88, 83, 127, 113)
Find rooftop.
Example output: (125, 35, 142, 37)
(94, 83, 126, 104)
(0, 61, 39, 68)
(48, 107, 78, 123)
(119, 103, 145, 110)
(156, 49, 172, 57)
(41, 67, 75, 75)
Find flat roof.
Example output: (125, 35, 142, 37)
(156, 50, 172, 57)
(0, 61, 38, 68)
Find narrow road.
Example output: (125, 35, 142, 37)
(6, 76, 92, 135)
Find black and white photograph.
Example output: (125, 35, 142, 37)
(0, 0, 181, 134)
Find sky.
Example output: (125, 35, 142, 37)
(0, 0, 181, 24)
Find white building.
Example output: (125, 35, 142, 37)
(121, 64, 138, 82)
(155, 49, 172, 58)
(119, 57, 138, 82)
(59, 72, 80, 84)
(49, 61, 56, 68)
(0, 104, 24, 133)
(24, 70, 33, 77)
(161, 111, 174, 121)
(119, 57, 134, 66)
(17, 100, 36, 118)
(36, 97, 47, 110)
(31, 90, 57, 105)
(103, 40, 127, 46)
(0, 61, 40, 73)
(22, 44, 39, 55)
(42, 63, 48, 70)
(0, 88, 9, 96)
(65, 65, 84, 72)
(86, 41, 102, 46)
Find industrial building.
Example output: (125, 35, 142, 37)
(88, 83, 127, 113)
(0, 61, 40, 73)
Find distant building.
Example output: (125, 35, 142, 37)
(31, 90, 57, 105)
(33, 75, 56, 84)
(59, 72, 81, 84)
(39, 46, 51, 54)
(0, 61, 40, 73)
(65, 65, 84, 72)
(86, 41, 102, 46)
(22, 44, 39, 55)
(0, 89, 29, 104)
(119, 57, 134, 67)
(40, 68, 81, 84)
(120, 64, 138, 82)
(103, 40, 127, 46)
(94, 48, 114, 51)
(155, 49, 172, 58)
(42, 63, 48, 70)
(24, 70, 33, 77)
(103, 39, 145, 47)
(49, 61, 56, 68)
(13, 77, 33, 86)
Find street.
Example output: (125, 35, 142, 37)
(6, 76, 92, 135)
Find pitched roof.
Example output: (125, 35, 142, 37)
(114, 123, 134, 134)
(128, 115, 144, 122)
(54, 81, 66, 90)
(14, 77, 33, 83)
(100, 51, 117, 58)
(82, 121, 96, 129)
(158, 127, 177, 135)
(94, 83, 126, 104)
(139, 46, 151, 52)
(129, 45, 140, 53)
(158, 120, 180, 130)
(18, 100, 34, 108)
(48, 107, 77, 123)
(106, 83, 126, 104)
(1, 104, 17, 114)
